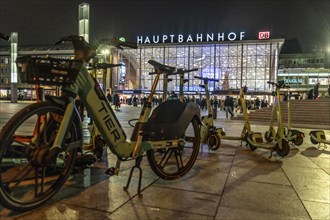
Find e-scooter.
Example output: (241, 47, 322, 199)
(283, 87, 305, 146)
(217, 86, 252, 144)
(309, 131, 330, 148)
(245, 81, 290, 156)
(264, 86, 305, 147)
(194, 76, 222, 150)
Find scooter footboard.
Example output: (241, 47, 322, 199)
(309, 130, 327, 144)
(289, 129, 305, 138)
(249, 132, 263, 144)
(136, 100, 200, 141)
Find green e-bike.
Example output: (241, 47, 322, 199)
(0, 36, 201, 211)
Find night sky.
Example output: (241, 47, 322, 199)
(0, 0, 329, 52)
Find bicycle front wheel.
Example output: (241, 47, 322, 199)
(147, 117, 200, 180)
(0, 101, 80, 211)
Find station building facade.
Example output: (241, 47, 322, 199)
(119, 38, 284, 95)
(6, 35, 330, 100)
(277, 52, 330, 96)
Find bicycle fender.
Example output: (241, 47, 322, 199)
(142, 100, 200, 141)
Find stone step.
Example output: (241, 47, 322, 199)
(234, 98, 330, 128)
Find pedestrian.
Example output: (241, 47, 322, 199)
(302, 91, 308, 100)
(283, 93, 288, 102)
(113, 93, 120, 111)
(106, 90, 112, 103)
(224, 96, 234, 118)
(255, 97, 260, 109)
(307, 89, 314, 99)
(313, 83, 320, 99)
(169, 91, 178, 100)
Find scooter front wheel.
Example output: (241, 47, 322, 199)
(293, 137, 304, 146)
(0, 102, 79, 211)
(208, 134, 221, 151)
(275, 140, 290, 156)
(147, 117, 200, 180)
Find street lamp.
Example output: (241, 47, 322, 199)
(102, 49, 110, 63)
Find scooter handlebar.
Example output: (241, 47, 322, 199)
(169, 68, 198, 75)
(266, 81, 276, 85)
(88, 63, 124, 70)
(194, 76, 219, 82)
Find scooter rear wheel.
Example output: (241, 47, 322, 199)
(147, 117, 200, 180)
(310, 136, 319, 145)
(275, 140, 290, 156)
(208, 134, 221, 151)
(264, 130, 274, 142)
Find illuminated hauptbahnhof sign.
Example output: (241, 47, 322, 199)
(137, 32, 246, 44)
(119, 31, 284, 94)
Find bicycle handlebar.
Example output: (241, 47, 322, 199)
(194, 76, 219, 82)
(55, 35, 96, 61)
(98, 38, 138, 49)
(0, 33, 10, 41)
(55, 35, 137, 62)
(112, 37, 138, 49)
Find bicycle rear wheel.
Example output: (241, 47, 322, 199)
(147, 117, 200, 180)
(0, 102, 80, 211)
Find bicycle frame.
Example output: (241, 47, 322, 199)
(48, 62, 183, 158)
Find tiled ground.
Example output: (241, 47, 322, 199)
(0, 102, 329, 219)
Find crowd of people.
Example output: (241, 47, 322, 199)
(77, 82, 330, 123)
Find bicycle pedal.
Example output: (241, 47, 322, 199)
(105, 167, 116, 176)
(83, 144, 93, 150)
(75, 154, 97, 167)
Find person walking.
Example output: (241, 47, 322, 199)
(255, 97, 260, 109)
(113, 93, 120, 111)
(224, 96, 234, 118)
(313, 83, 320, 99)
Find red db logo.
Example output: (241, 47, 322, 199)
(258, 31, 270, 40)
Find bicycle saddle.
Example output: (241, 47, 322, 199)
(148, 60, 176, 74)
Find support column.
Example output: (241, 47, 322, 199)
(78, 3, 89, 43)
(10, 32, 18, 103)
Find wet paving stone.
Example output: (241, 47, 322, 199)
(0, 103, 329, 219)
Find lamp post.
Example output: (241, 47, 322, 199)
(101, 49, 110, 93)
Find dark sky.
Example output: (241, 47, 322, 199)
(0, 0, 329, 52)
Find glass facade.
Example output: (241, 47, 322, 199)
(120, 40, 284, 93)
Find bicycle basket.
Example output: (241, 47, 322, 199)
(16, 56, 83, 86)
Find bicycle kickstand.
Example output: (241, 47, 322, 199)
(123, 156, 143, 197)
